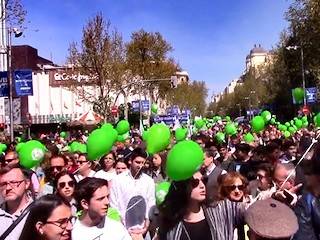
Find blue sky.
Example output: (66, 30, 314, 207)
(16, 0, 291, 97)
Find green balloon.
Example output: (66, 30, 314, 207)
(19, 140, 46, 169)
(142, 130, 149, 142)
(166, 140, 204, 181)
(146, 124, 171, 154)
(295, 119, 303, 129)
(101, 123, 114, 131)
(175, 128, 188, 141)
(215, 132, 225, 144)
(290, 120, 294, 126)
(151, 103, 158, 114)
(195, 119, 205, 129)
(155, 181, 171, 206)
(293, 87, 304, 104)
(15, 137, 21, 143)
(225, 116, 231, 122)
(302, 116, 308, 122)
(116, 120, 130, 135)
(261, 110, 272, 122)
(78, 144, 87, 154)
(87, 128, 116, 161)
(314, 113, 320, 127)
(107, 207, 121, 222)
(288, 126, 296, 134)
(278, 124, 287, 132)
(225, 123, 237, 136)
(270, 118, 276, 125)
(16, 142, 25, 152)
(0, 143, 7, 154)
(302, 120, 309, 128)
(284, 131, 291, 138)
(251, 116, 265, 132)
(69, 142, 81, 153)
(285, 122, 291, 127)
(117, 132, 130, 142)
(60, 131, 67, 138)
(244, 133, 254, 143)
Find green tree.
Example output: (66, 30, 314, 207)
(67, 13, 127, 120)
(126, 29, 179, 103)
(166, 81, 208, 116)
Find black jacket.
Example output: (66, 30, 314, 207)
(293, 193, 320, 240)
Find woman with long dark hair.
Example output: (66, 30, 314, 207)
(95, 152, 117, 181)
(53, 171, 77, 215)
(19, 194, 74, 240)
(158, 171, 245, 240)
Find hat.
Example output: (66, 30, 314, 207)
(245, 198, 298, 239)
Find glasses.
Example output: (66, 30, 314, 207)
(1, 158, 16, 165)
(0, 180, 24, 189)
(50, 166, 64, 172)
(191, 177, 208, 188)
(76, 160, 88, 165)
(225, 184, 246, 191)
(46, 216, 76, 229)
(58, 180, 75, 189)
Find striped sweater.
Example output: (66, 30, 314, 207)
(160, 199, 245, 240)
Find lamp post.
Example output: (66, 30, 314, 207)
(286, 45, 306, 106)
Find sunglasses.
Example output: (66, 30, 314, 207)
(76, 160, 88, 165)
(58, 181, 75, 188)
(50, 166, 64, 172)
(225, 184, 246, 191)
(191, 177, 208, 188)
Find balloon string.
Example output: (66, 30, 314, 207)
(280, 132, 320, 189)
(72, 158, 101, 175)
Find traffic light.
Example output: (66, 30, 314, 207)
(170, 76, 178, 88)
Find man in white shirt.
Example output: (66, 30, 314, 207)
(110, 148, 155, 236)
(72, 177, 131, 240)
(201, 148, 226, 205)
(0, 166, 33, 240)
(74, 154, 96, 182)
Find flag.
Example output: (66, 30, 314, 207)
(173, 116, 181, 131)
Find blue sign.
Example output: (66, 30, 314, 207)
(0, 71, 8, 97)
(14, 69, 33, 96)
(306, 87, 317, 104)
(131, 100, 150, 113)
(167, 105, 180, 115)
(154, 114, 189, 125)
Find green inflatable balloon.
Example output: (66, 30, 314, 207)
(261, 110, 272, 122)
(16, 142, 25, 152)
(314, 113, 320, 127)
(0, 143, 7, 153)
(278, 124, 287, 132)
(244, 133, 254, 143)
(293, 87, 304, 104)
(19, 140, 46, 169)
(195, 119, 205, 129)
(288, 127, 296, 134)
(142, 130, 149, 142)
(285, 122, 291, 127)
(215, 132, 225, 143)
(295, 119, 303, 129)
(87, 128, 116, 161)
(60, 131, 67, 138)
(101, 123, 114, 132)
(155, 181, 171, 206)
(302, 116, 308, 122)
(151, 103, 158, 114)
(15, 137, 21, 143)
(107, 207, 121, 222)
(175, 128, 188, 141)
(270, 118, 276, 125)
(225, 123, 237, 136)
(166, 140, 204, 181)
(146, 124, 171, 154)
(284, 131, 291, 138)
(78, 144, 87, 154)
(225, 116, 231, 122)
(116, 120, 130, 135)
(117, 132, 130, 142)
(69, 142, 81, 153)
(302, 120, 309, 128)
(251, 116, 265, 132)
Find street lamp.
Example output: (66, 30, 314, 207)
(1, 27, 23, 142)
(286, 45, 306, 106)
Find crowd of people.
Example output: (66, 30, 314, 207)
(0, 121, 319, 240)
